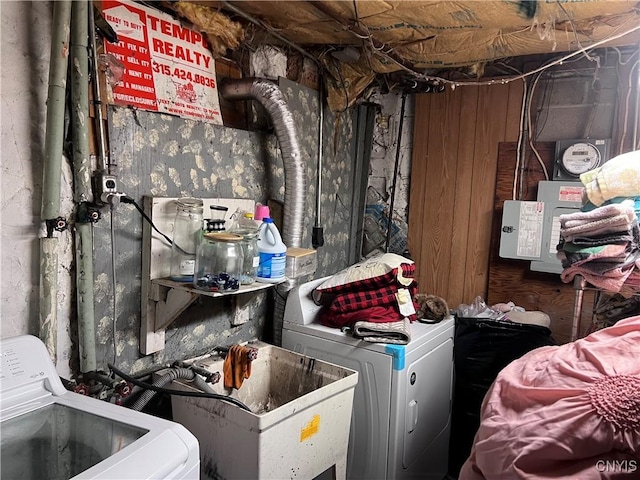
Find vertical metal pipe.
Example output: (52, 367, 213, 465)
(313, 75, 325, 248)
(40, 239, 59, 363)
(316, 79, 324, 223)
(633, 48, 640, 150)
(41, 0, 72, 220)
(571, 275, 586, 341)
(88, 5, 109, 171)
(76, 224, 97, 372)
(40, 1, 72, 363)
(71, 0, 92, 204)
(71, 0, 97, 373)
(385, 93, 407, 253)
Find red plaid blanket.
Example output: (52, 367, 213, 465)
(316, 263, 416, 294)
(317, 263, 419, 328)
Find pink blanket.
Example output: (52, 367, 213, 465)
(460, 315, 640, 480)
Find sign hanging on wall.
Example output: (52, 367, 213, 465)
(102, 0, 222, 124)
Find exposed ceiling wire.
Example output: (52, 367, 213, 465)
(611, 46, 639, 66)
(556, 1, 600, 64)
(510, 72, 529, 201)
(220, 0, 640, 103)
(394, 19, 640, 88)
(526, 71, 550, 183)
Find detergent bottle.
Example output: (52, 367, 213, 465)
(256, 217, 287, 283)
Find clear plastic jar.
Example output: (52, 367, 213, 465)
(194, 232, 243, 292)
(169, 197, 203, 282)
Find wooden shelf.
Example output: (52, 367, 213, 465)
(144, 278, 279, 354)
(153, 277, 276, 298)
(140, 196, 262, 355)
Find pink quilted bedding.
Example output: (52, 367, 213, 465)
(460, 315, 640, 480)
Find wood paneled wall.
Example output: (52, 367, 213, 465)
(408, 83, 596, 343)
(408, 82, 523, 309)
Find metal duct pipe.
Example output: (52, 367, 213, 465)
(40, 0, 72, 362)
(71, 0, 97, 374)
(220, 78, 307, 345)
(219, 78, 305, 249)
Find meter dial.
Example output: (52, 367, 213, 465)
(560, 142, 601, 176)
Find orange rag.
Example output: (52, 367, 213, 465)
(223, 345, 253, 389)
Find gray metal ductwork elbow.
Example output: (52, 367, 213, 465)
(219, 78, 305, 249)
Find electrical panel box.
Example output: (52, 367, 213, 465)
(499, 181, 584, 274)
(553, 138, 610, 181)
(500, 200, 545, 261)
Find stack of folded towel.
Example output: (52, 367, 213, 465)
(557, 150, 640, 295)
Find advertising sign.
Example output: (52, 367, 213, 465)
(102, 1, 222, 124)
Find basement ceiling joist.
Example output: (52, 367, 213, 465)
(172, 0, 640, 110)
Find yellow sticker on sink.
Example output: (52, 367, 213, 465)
(300, 414, 320, 441)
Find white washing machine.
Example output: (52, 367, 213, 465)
(282, 278, 454, 480)
(1, 335, 200, 480)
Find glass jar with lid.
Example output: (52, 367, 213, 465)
(169, 197, 203, 282)
(194, 232, 243, 292)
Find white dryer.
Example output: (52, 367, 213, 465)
(283, 277, 454, 480)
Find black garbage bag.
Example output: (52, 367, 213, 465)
(448, 316, 557, 478)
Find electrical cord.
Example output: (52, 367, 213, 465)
(121, 195, 174, 246)
(122, 195, 196, 256)
(108, 363, 252, 412)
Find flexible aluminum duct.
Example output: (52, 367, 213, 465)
(219, 78, 305, 249)
(220, 78, 306, 345)
(131, 367, 213, 411)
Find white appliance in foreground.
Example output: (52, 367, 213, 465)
(282, 278, 454, 480)
(0, 335, 200, 480)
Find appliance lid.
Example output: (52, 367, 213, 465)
(1, 335, 200, 480)
(1, 402, 148, 480)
